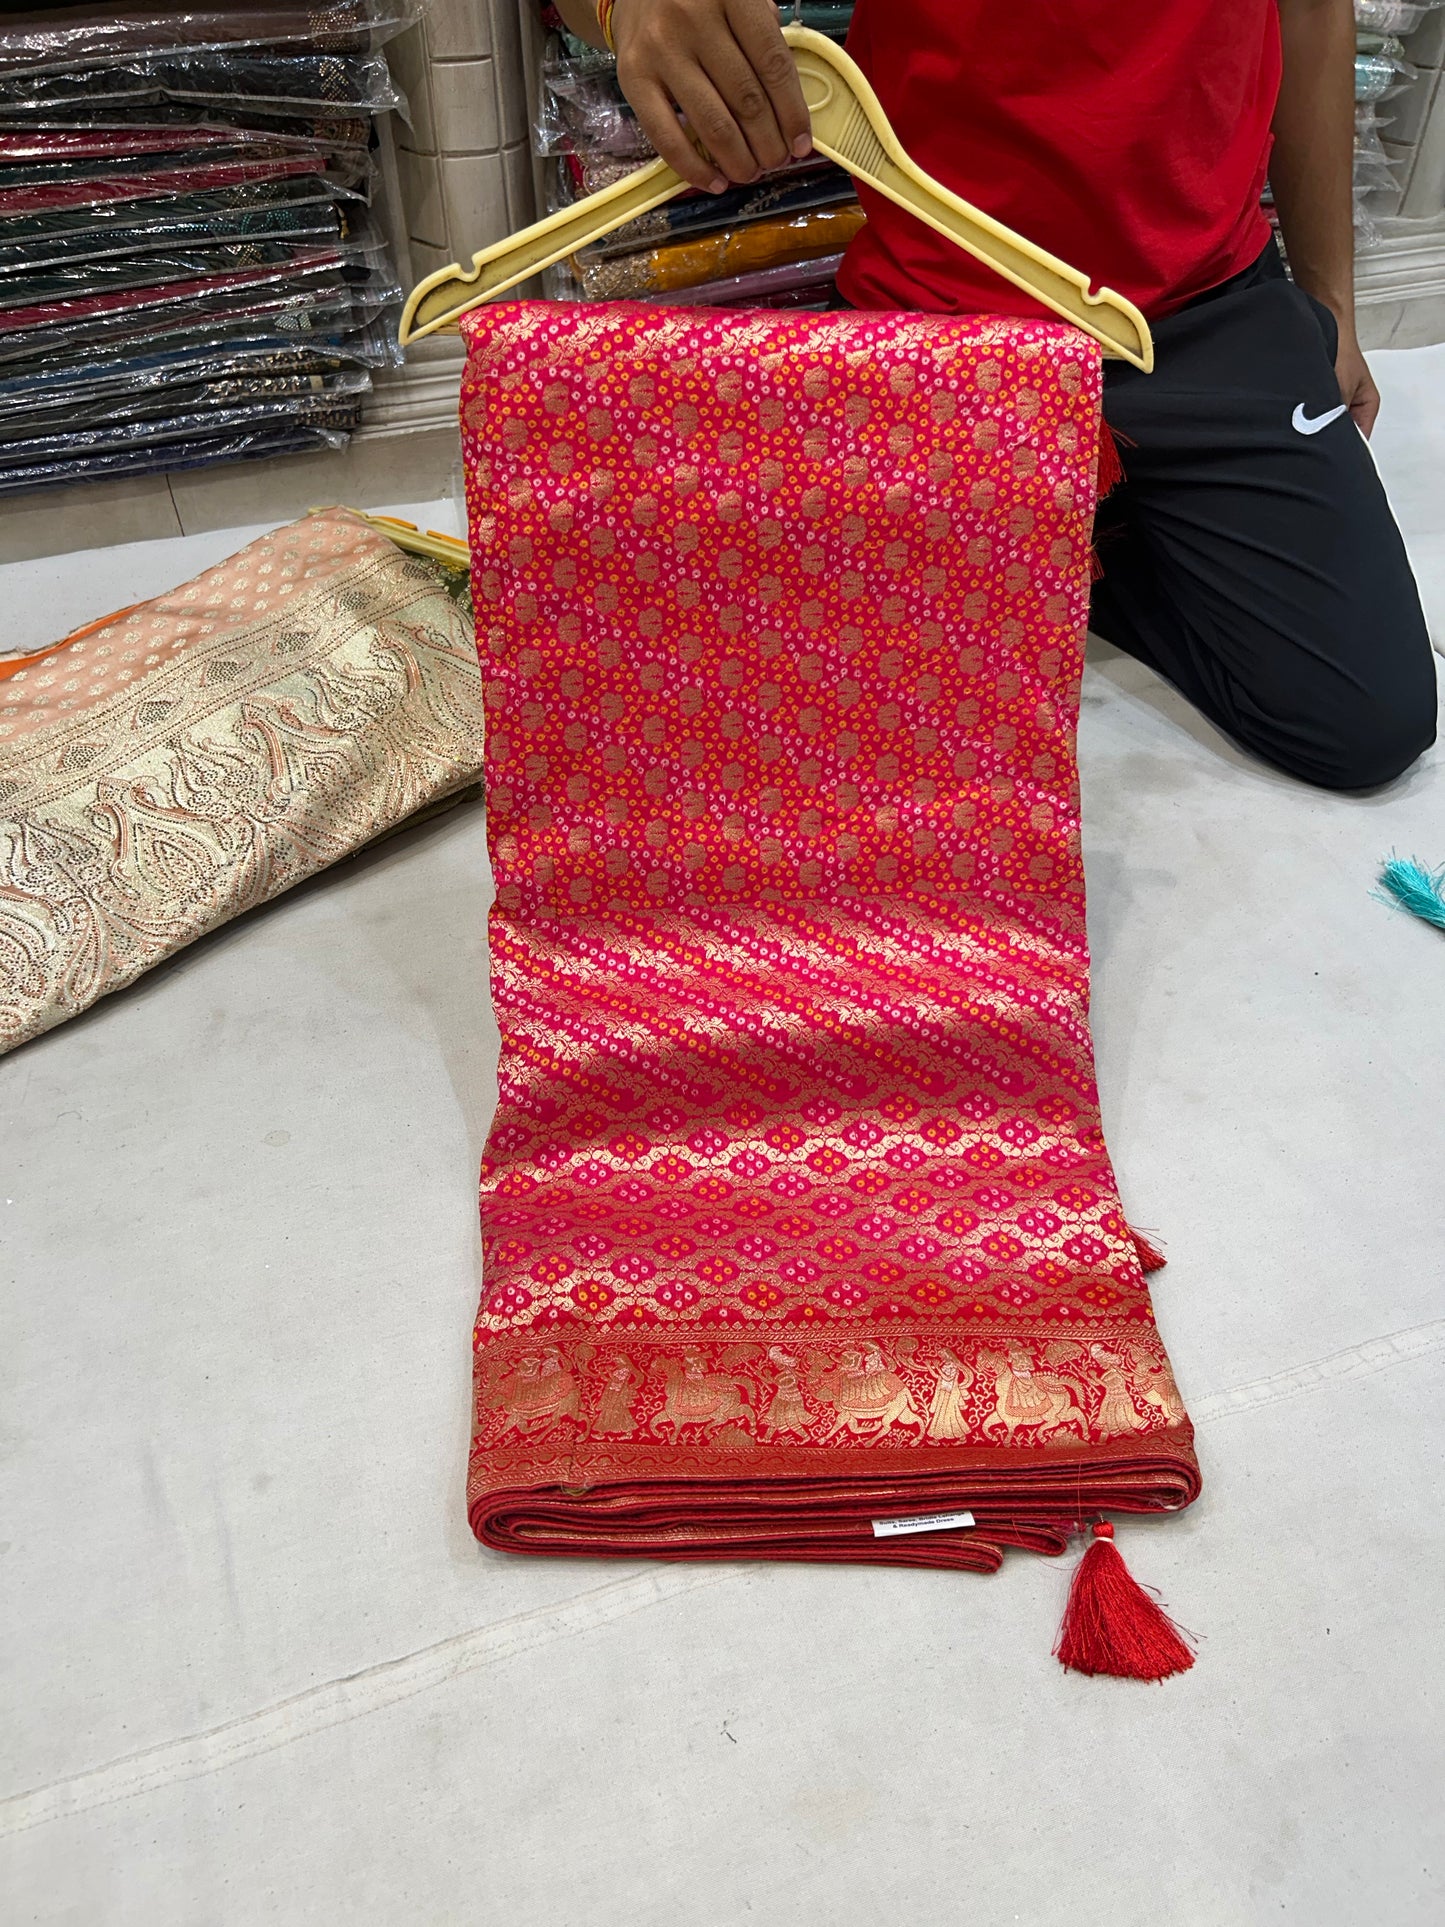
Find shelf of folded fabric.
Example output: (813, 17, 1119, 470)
(0, 1, 419, 495)
(532, 3, 861, 311)
(1351, 0, 1445, 240)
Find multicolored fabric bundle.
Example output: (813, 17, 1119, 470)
(459, 302, 1199, 1662)
(569, 205, 867, 302)
(0, 5, 411, 494)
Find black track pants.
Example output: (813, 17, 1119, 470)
(1093, 243, 1436, 790)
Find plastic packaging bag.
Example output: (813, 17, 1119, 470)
(574, 163, 854, 262)
(1353, 105, 1400, 192)
(559, 149, 656, 198)
(0, 105, 372, 168)
(0, 366, 369, 438)
(0, 106, 373, 177)
(0, 147, 369, 218)
(0, 206, 387, 298)
(0, 329, 396, 418)
(0, 181, 350, 274)
(0, 425, 346, 494)
(0, 264, 401, 368)
(0, 52, 406, 120)
(0, 124, 369, 176)
(563, 202, 864, 299)
(551, 145, 839, 206)
(0, 3, 423, 77)
(0, 388, 365, 461)
(0, 140, 328, 193)
(1, 127, 373, 197)
(0, 306, 391, 384)
(1355, 50, 1417, 98)
(0, 123, 306, 160)
(0, 6, 410, 483)
(535, 39, 650, 159)
(638, 251, 844, 307)
(1353, 0, 1443, 31)
(0, 217, 388, 307)
(0, 244, 387, 333)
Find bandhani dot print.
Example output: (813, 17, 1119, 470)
(460, 302, 1198, 1574)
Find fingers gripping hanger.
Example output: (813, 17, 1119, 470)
(400, 26, 1153, 371)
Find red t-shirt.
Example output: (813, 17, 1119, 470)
(836, 0, 1281, 320)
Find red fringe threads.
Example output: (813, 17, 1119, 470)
(1128, 1225, 1168, 1273)
(1055, 1521, 1196, 1681)
(1088, 420, 1126, 579)
(1095, 420, 1125, 503)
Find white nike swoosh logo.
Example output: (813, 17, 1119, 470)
(1292, 402, 1348, 435)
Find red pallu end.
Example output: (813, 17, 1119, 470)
(460, 303, 1199, 1589)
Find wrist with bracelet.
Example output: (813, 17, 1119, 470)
(595, 0, 619, 53)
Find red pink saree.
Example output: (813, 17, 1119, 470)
(459, 301, 1199, 1592)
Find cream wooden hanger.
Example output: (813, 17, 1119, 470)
(399, 25, 1152, 372)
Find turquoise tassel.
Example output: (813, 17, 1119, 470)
(1377, 855, 1445, 931)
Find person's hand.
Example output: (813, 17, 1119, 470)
(611, 0, 812, 195)
(1335, 327, 1380, 438)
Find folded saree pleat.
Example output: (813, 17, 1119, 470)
(460, 302, 1199, 1575)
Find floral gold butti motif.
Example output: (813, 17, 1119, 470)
(461, 302, 1199, 1578)
(0, 508, 484, 1052)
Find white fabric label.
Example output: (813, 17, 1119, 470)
(871, 1509, 976, 1539)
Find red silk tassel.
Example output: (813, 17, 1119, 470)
(1089, 421, 1127, 578)
(1095, 420, 1125, 503)
(1055, 1521, 1196, 1680)
(1128, 1226, 1168, 1273)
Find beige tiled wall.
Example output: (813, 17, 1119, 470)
(391, 0, 536, 277)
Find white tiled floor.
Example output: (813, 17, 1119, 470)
(1366, 343, 1445, 646)
(1, 358, 1443, 1924)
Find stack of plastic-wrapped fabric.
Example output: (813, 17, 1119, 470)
(1351, 0, 1443, 243)
(535, 1, 861, 310)
(0, 0, 417, 497)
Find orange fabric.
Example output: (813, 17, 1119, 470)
(0, 605, 146, 683)
(571, 203, 865, 298)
